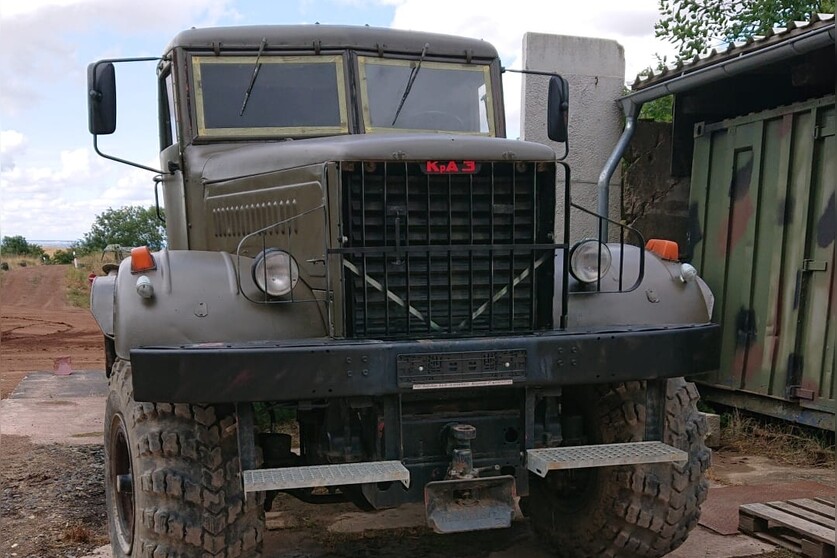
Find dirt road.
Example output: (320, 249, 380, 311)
(1, 265, 103, 398)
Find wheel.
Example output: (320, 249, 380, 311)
(528, 378, 710, 558)
(104, 360, 264, 557)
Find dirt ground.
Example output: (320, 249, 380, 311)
(1, 264, 833, 558)
(1, 265, 104, 398)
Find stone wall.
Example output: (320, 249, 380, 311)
(621, 120, 690, 254)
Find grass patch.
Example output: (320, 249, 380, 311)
(65, 252, 102, 309)
(721, 410, 835, 468)
(0, 254, 44, 270)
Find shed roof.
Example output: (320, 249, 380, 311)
(623, 14, 835, 107)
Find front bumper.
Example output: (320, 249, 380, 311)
(130, 323, 719, 403)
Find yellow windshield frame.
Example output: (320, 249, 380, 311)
(192, 54, 349, 138)
(357, 57, 495, 136)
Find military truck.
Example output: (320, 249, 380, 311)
(87, 25, 719, 558)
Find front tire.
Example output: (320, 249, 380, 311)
(104, 360, 264, 557)
(528, 378, 710, 558)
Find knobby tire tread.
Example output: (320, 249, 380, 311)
(105, 360, 264, 558)
(528, 378, 710, 558)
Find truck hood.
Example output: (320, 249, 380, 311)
(196, 134, 557, 184)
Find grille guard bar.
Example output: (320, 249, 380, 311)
(231, 161, 646, 337)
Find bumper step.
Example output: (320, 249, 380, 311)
(243, 460, 410, 493)
(526, 441, 687, 477)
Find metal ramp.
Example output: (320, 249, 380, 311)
(243, 460, 410, 493)
(526, 441, 687, 477)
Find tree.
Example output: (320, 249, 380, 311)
(656, 0, 835, 60)
(81, 206, 166, 252)
(1, 235, 45, 257)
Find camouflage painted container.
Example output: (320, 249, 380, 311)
(688, 95, 835, 430)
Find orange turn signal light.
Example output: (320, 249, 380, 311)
(130, 246, 156, 273)
(646, 239, 679, 261)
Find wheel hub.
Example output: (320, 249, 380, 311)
(109, 414, 134, 554)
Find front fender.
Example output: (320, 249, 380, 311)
(112, 249, 328, 360)
(556, 244, 714, 329)
(90, 271, 117, 337)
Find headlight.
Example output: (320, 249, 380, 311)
(252, 249, 299, 296)
(569, 239, 612, 284)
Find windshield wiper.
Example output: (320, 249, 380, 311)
(239, 38, 267, 116)
(391, 42, 429, 126)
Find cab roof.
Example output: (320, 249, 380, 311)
(165, 25, 499, 60)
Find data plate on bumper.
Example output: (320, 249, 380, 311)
(397, 350, 526, 390)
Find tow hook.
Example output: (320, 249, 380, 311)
(424, 423, 516, 533)
(446, 424, 500, 481)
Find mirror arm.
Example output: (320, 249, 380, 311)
(90, 56, 170, 175)
(93, 135, 170, 175)
(502, 67, 563, 78)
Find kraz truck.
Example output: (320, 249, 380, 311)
(86, 25, 719, 558)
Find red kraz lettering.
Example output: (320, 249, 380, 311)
(424, 160, 479, 174)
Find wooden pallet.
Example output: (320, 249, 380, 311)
(739, 496, 836, 558)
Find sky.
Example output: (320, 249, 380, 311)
(0, 0, 678, 243)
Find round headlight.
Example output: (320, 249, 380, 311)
(569, 239, 612, 284)
(252, 249, 299, 296)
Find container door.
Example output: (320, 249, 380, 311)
(795, 104, 835, 414)
(689, 99, 835, 416)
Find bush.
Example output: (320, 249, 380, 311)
(1, 235, 45, 257)
(51, 249, 76, 265)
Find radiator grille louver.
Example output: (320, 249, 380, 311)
(340, 161, 555, 338)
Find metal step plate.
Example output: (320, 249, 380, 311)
(527, 441, 687, 478)
(243, 461, 410, 493)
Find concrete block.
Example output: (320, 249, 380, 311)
(521, 32, 625, 242)
(701, 411, 722, 448)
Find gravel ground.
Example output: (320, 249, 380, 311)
(1, 435, 108, 558)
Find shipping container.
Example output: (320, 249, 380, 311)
(688, 95, 835, 430)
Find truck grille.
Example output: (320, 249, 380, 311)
(339, 161, 555, 338)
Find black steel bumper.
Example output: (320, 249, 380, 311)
(130, 323, 720, 403)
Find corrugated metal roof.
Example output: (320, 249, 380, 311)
(631, 13, 835, 91)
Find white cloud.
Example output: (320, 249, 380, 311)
(0, 145, 156, 240)
(1, 130, 27, 170)
(0, 0, 676, 240)
(0, 0, 237, 114)
(382, 0, 675, 136)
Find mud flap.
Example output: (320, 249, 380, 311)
(424, 475, 516, 534)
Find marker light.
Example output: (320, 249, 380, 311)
(679, 263, 698, 283)
(252, 249, 299, 297)
(130, 246, 156, 273)
(569, 239, 612, 284)
(646, 239, 679, 261)
(136, 275, 154, 299)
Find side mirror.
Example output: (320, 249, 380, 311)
(87, 62, 116, 135)
(547, 75, 569, 143)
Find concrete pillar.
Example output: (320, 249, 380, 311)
(521, 33, 625, 242)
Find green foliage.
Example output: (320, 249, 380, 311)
(81, 206, 166, 252)
(1, 235, 45, 257)
(639, 95, 674, 122)
(656, 0, 835, 60)
(51, 249, 76, 265)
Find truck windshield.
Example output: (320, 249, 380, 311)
(358, 57, 495, 135)
(192, 55, 349, 138)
